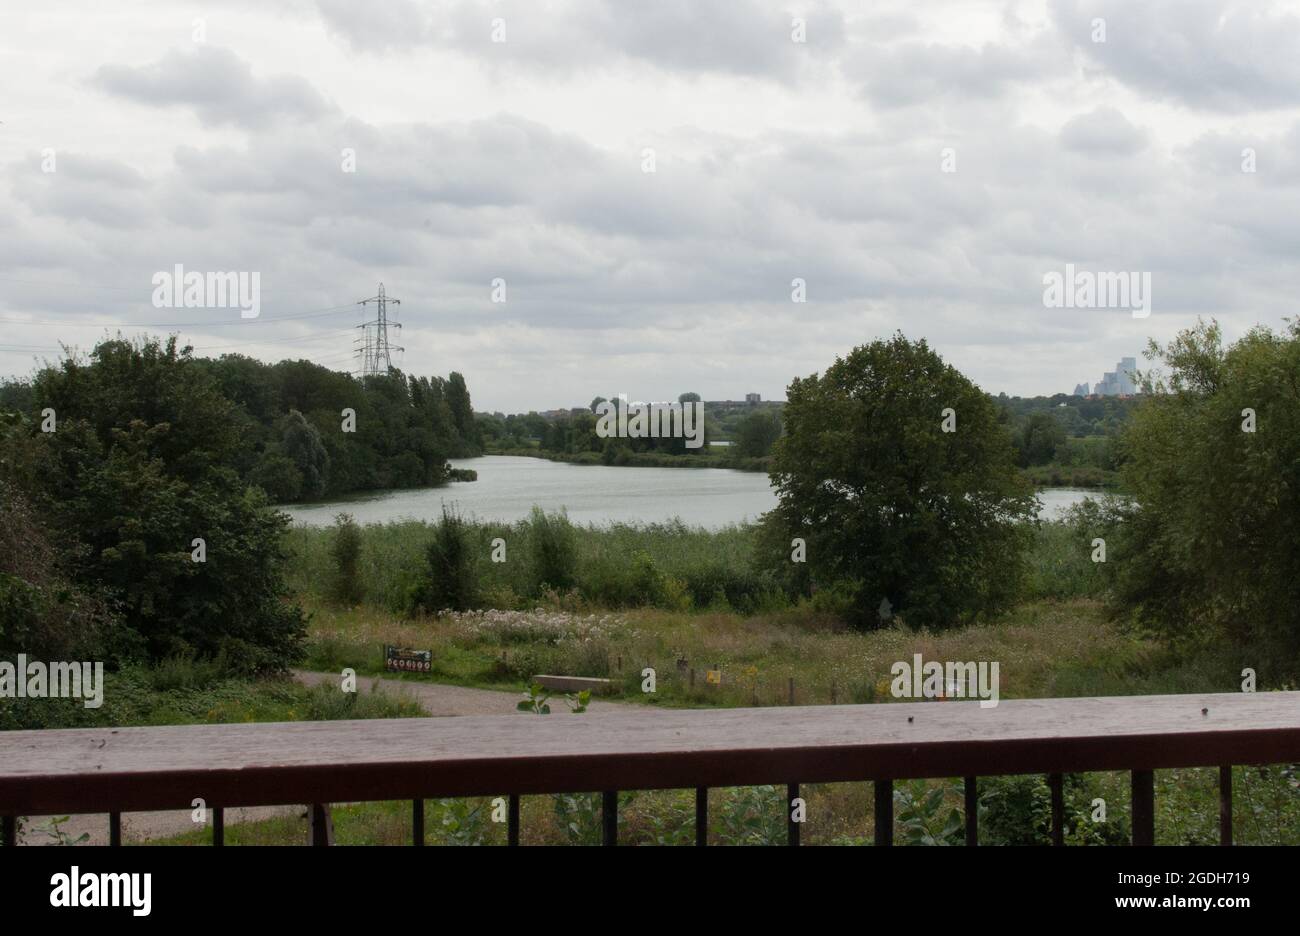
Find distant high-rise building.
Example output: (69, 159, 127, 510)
(1093, 356, 1140, 396)
(1073, 382, 1090, 396)
(1116, 357, 1138, 395)
(745, 393, 761, 404)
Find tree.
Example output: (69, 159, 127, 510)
(1016, 412, 1066, 466)
(6, 337, 306, 672)
(445, 372, 479, 450)
(1099, 319, 1300, 651)
(760, 334, 1035, 628)
(410, 506, 477, 613)
(280, 410, 330, 497)
(248, 450, 304, 502)
(735, 410, 782, 457)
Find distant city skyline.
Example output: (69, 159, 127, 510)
(1072, 355, 1139, 397)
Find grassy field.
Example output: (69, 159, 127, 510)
(269, 514, 1299, 846)
(16, 515, 1296, 846)
(301, 598, 1258, 707)
(0, 661, 422, 732)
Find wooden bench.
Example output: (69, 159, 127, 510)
(530, 674, 613, 693)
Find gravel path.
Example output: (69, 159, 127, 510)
(19, 671, 653, 845)
(292, 669, 646, 716)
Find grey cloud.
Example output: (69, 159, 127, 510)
(315, 0, 432, 52)
(1052, 0, 1300, 111)
(847, 30, 1064, 108)
(1059, 107, 1147, 156)
(8, 1, 1300, 407)
(1182, 123, 1300, 185)
(94, 46, 334, 128)
(316, 0, 844, 79)
(11, 153, 152, 228)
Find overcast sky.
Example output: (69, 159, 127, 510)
(2, 0, 1299, 412)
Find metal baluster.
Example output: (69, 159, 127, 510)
(412, 799, 424, 846)
(1049, 773, 1065, 846)
(964, 776, 978, 846)
(695, 787, 708, 846)
(508, 794, 520, 846)
(212, 807, 224, 846)
(1219, 766, 1232, 847)
(602, 791, 617, 846)
(874, 780, 893, 846)
(787, 783, 800, 846)
(1131, 770, 1154, 846)
(109, 812, 121, 847)
(310, 804, 332, 846)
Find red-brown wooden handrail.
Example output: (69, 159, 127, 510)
(2, 691, 1297, 846)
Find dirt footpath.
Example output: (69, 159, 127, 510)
(292, 669, 646, 716)
(20, 671, 653, 845)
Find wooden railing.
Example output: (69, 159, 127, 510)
(2, 691, 1298, 846)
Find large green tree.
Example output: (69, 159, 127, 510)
(5, 337, 306, 671)
(735, 409, 782, 458)
(1097, 319, 1300, 650)
(761, 334, 1035, 628)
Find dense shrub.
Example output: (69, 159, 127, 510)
(409, 507, 477, 613)
(328, 513, 366, 606)
(0, 481, 131, 662)
(1, 339, 305, 672)
(526, 507, 577, 594)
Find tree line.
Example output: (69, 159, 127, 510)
(0, 335, 480, 673)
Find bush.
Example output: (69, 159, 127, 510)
(978, 774, 1128, 845)
(526, 507, 577, 594)
(978, 775, 1053, 845)
(410, 506, 477, 613)
(328, 513, 366, 606)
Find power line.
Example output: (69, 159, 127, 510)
(0, 330, 354, 354)
(0, 302, 360, 329)
(191, 329, 356, 352)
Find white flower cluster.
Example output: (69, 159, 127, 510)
(444, 609, 630, 644)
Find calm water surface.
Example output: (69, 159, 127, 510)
(283, 455, 1096, 529)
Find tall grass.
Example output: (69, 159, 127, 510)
(283, 513, 1105, 616)
(284, 514, 768, 614)
(1022, 521, 1109, 601)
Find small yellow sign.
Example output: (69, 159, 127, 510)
(705, 670, 722, 686)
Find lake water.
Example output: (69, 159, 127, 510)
(283, 455, 1097, 529)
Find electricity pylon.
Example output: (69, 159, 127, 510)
(355, 283, 403, 377)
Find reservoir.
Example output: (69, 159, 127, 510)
(283, 455, 1097, 528)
